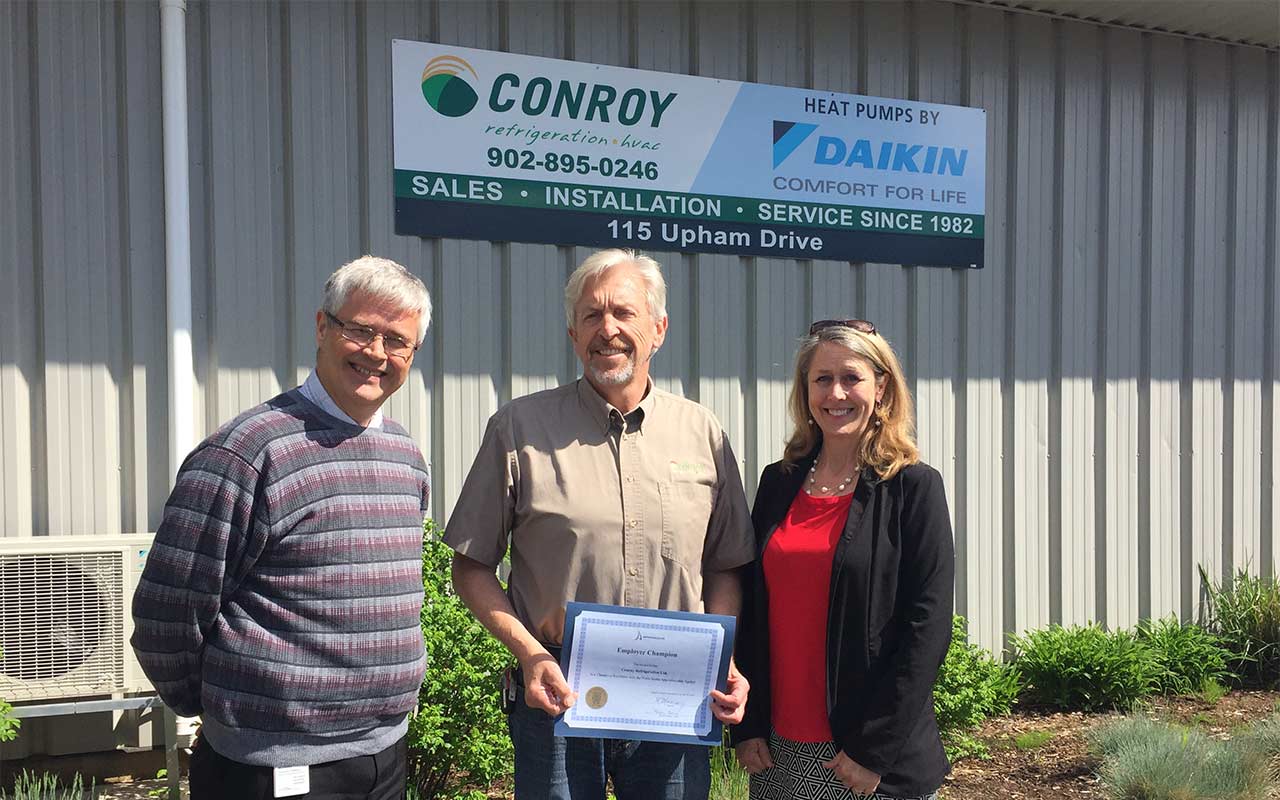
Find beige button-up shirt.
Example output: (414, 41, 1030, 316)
(445, 379, 754, 646)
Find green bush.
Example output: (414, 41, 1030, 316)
(932, 616, 1020, 759)
(1088, 716, 1271, 800)
(0, 696, 16, 744)
(1199, 565, 1280, 688)
(1012, 624, 1160, 712)
(0, 647, 18, 744)
(408, 521, 513, 799)
(1136, 615, 1234, 695)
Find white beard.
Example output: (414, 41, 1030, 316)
(588, 356, 635, 386)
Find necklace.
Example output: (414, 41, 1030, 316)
(806, 452, 857, 496)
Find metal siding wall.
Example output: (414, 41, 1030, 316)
(1101, 27, 1145, 630)
(120, 1, 171, 536)
(362, 0, 436, 510)
(1189, 41, 1230, 597)
(37, 1, 125, 537)
(0, 1, 39, 540)
(1, 0, 1276, 660)
(960, 4, 1012, 647)
(1146, 35, 1189, 621)
(1230, 46, 1269, 576)
(1057, 21, 1103, 627)
(1009, 13, 1054, 636)
(1270, 51, 1280, 583)
(286, 0, 362, 388)
(913, 1, 963, 551)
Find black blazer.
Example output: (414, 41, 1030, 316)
(732, 452, 955, 796)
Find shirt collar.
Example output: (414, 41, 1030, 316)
(298, 370, 383, 429)
(576, 377, 655, 435)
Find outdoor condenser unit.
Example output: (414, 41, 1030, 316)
(0, 534, 156, 703)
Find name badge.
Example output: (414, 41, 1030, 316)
(273, 765, 310, 798)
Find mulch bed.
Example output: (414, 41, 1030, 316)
(940, 690, 1280, 799)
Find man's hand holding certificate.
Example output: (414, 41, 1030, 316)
(554, 602, 738, 745)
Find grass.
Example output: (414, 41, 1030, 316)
(1198, 678, 1230, 705)
(709, 743, 750, 800)
(1199, 566, 1280, 688)
(1, 771, 90, 800)
(1012, 729, 1054, 750)
(1089, 716, 1272, 800)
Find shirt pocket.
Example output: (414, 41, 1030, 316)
(660, 482, 716, 569)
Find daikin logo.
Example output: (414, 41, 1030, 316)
(772, 119, 969, 176)
(773, 120, 818, 168)
(421, 54, 480, 117)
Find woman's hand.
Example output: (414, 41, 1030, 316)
(734, 737, 775, 774)
(822, 750, 880, 793)
(709, 660, 750, 724)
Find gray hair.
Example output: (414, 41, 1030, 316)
(563, 248, 667, 328)
(322, 255, 432, 343)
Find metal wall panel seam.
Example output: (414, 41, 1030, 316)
(948, 0, 972, 621)
(114, 0, 138, 536)
(1002, 5, 1023, 644)
(1047, 19, 1066, 626)
(1178, 39, 1200, 618)
(1092, 24, 1115, 627)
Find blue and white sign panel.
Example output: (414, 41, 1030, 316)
(393, 40, 986, 267)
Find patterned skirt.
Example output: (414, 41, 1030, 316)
(748, 731, 940, 800)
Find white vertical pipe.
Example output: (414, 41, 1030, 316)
(160, 0, 196, 480)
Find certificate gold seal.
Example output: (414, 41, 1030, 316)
(585, 686, 608, 709)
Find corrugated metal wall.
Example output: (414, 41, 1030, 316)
(1, 0, 1276, 655)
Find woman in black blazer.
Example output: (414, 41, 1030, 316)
(732, 320, 954, 800)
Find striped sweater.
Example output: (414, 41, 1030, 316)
(131, 390, 430, 766)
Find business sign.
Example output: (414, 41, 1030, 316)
(393, 40, 986, 267)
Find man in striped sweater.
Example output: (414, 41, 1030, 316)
(132, 256, 432, 800)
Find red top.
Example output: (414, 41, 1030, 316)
(762, 490, 853, 742)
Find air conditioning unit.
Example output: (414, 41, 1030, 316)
(0, 534, 156, 703)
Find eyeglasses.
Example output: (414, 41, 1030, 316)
(808, 319, 877, 336)
(324, 311, 418, 359)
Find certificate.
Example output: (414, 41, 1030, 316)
(553, 602, 736, 746)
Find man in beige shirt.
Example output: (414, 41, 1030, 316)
(446, 248, 754, 800)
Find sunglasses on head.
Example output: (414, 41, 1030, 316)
(808, 319, 877, 337)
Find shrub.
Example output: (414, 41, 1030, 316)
(932, 616, 1021, 760)
(0, 648, 17, 743)
(1199, 565, 1280, 688)
(1012, 624, 1160, 712)
(1136, 615, 1234, 695)
(408, 521, 513, 799)
(0, 697, 16, 744)
(1088, 716, 1271, 800)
